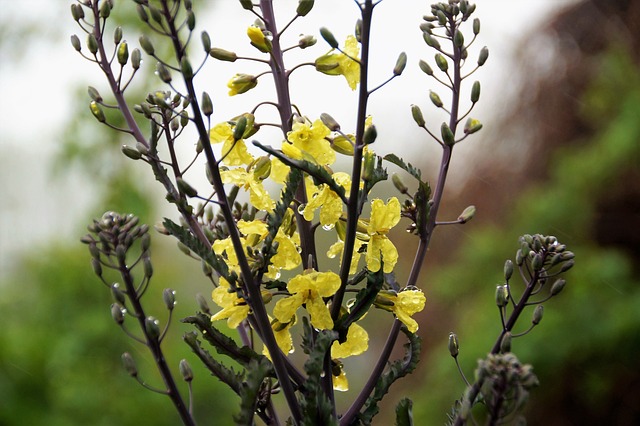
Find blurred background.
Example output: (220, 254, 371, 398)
(1, 0, 638, 425)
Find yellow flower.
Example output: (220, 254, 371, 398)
(331, 322, 369, 359)
(366, 197, 401, 273)
(271, 229, 301, 270)
(247, 26, 271, 53)
(227, 73, 257, 96)
(273, 270, 341, 330)
(212, 237, 242, 272)
(315, 35, 360, 90)
(286, 119, 334, 165)
(270, 157, 291, 184)
(221, 167, 275, 212)
(210, 277, 250, 329)
(375, 288, 426, 333)
(303, 172, 351, 226)
(263, 316, 296, 360)
(209, 122, 254, 166)
(332, 361, 349, 392)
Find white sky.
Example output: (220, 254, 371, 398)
(0, 0, 578, 276)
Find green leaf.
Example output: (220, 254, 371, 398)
(234, 357, 274, 426)
(395, 398, 413, 426)
(383, 154, 422, 181)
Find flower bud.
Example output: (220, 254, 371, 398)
(410, 104, 426, 127)
(117, 41, 129, 65)
(393, 52, 407, 76)
(457, 205, 476, 223)
(136, 4, 148, 22)
(122, 352, 138, 377)
(111, 303, 125, 325)
(471, 81, 480, 103)
(363, 124, 377, 145)
(331, 136, 354, 155)
(473, 18, 480, 35)
(181, 57, 193, 79)
(320, 27, 339, 49)
(441, 122, 455, 146)
(201, 31, 211, 52)
(196, 292, 211, 314)
(239, 0, 253, 10)
(122, 145, 142, 160)
(560, 259, 574, 272)
(504, 259, 514, 281)
(392, 174, 408, 194)
(201, 91, 213, 116)
(418, 60, 433, 76)
(454, 30, 464, 48)
(531, 253, 544, 271)
(297, 0, 314, 16)
(111, 283, 126, 305)
(139, 35, 154, 55)
(163, 288, 176, 310)
(320, 113, 340, 131)
(478, 46, 489, 66)
(131, 48, 141, 69)
(145, 316, 160, 340)
(91, 257, 103, 276)
(70, 4, 85, 21)
(516, 249, 525, 266)
(87, 33, 98, 54)
(436, 11, 446, 25)
(422, 33, 440, 49)
(532, 305, 544, 325)
(448, 332, 459, 357)
(233, 116, 248, 141)
(252, 156, 272, 180)
(500, 331, 512, 353)
(149, 6, 163, 24)
(495, 285, 509, 307)
(429, 91, 443, 108)
(355, 19, 362, 43)
(113, 26, 123, 45)
(186, 10, 196, 31)
(550, 279, 566, 296)
(71, 34, 81, 51)
(298, 34, 317, 49)
(90, 101, 106, 123)
(227, 74, 257, 96)
(176, 177, 197, 198)
(99, 0, 111, 18)
(179, 359, 193, 381)
(209, 47, 237, 62)
(463, 118, 483, 134)
(87, 86, 102, 103)
(140, 232, 150, 252)
(143, 255, 153, 278)
(156, 62, 172, 83)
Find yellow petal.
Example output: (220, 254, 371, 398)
(331, 323, 369, 359)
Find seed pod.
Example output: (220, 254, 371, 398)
(117, 41, 129, 65)
(418, 59, 433, 76)
(320, 27, 339, 49)
(411, 104, 425, 127)
(448, 332, 459, 357)
(429, 91, 443, 108)
(471, 81, 481, 103)
(139, 35, 154, 55)
(478, 46, 489, 66)
(435, 53, 448, 72)
(393, 52, 407, 76)
(441, 122, 455, 146)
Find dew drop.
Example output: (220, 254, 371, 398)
(322, 223, 335, 231)
(297, 203, 307, 214)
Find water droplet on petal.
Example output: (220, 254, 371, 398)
(297, 203, 307, 214)
(322, 223, 335, 231)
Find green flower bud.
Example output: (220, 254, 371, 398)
(448, 332, 459, 357)
(111, 283, 126, 305)
(429, 91, 443, 108)
(117, 41, 129, 65)
(143, 255, 153, 278)
(111, 303, 125, 325)
(91, 257, 102, 277)
(394, 52, 407, 76)
(320, 27, 339, 49)
(177, 177, 198, 197)
(363, 124, 377, 145)
(233, 116, 247, 141)
(441, 122, 455, 146)
(420, 22, 434, 33)
(209, 47, 237, 62)
(298, 34, 317, 49)
(297, 0, 314, 16)
(532, 305, 544, 325)
(422, 33, 441, 49)
(201, 91, 213, 116)
(149, 6, 163, 24)
(320, 113, 340, 131)
(560, 259, 574, 272)
(179, 359, 193, 382)
(186, 10, 196, 31)
(131, 48, 141, 69)
(504, 259, 514, 281)
(87, 33, 98, 54)
(70, 4, 85, 21)
(163, 288, 176, 310)
(88, 86, 102, 102)
(355, 19, 363, 43)
(201, 31, 211, 52)
(71, 34, 81, 52)
(454, 30, 464, 48)
(435, 53, 449, 72)
(457, 205, 476, 223)
(392, 173, 408, 194)
(516, 248, 525, 266)
(122, 145, 142, 160)
(411, 104, 425, 127)
(531, 253, 544, 271)
(139, 35, 154, 55)
(437, 11, 446, 25)
(495, 285, 509, 307)
(156, 62, 172, 83)
(500, 331, 512, 353)
(122, 352, 138, 376)
(136, 4, 148, 22)
(473, 18, 480, 35)
(239, 0, 253, 10)
(331, 136, 354, 155)
(478, 46, 489, 66)
(418, 59, 433, 76)
(181, 57, 193, 79)
(113, 26, 123, 45)
(145, 316, 160, 340)
(90, 101, 106, 123)
(550, 278, 566, 296)
(99, 0, 111, 18)
(252, 156, 272, 180)
(463, 117, 483, 134)
(196, 292, 211, 314)
(471, 81, 481, 103)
